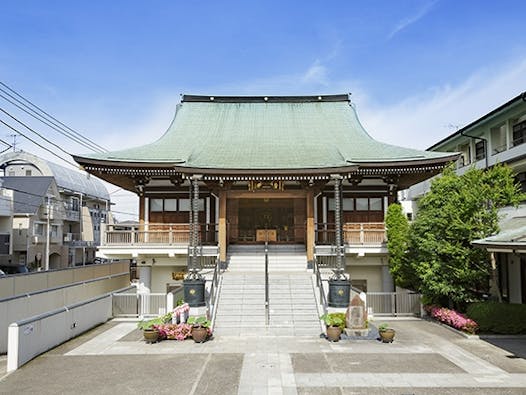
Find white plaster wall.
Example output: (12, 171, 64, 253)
(345, 265, 383, 292)
(345, 255, 385, 267)
(150, 265, 187, 293)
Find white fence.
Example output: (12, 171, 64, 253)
(113, 287, 184, 318)
(366, 292, 422, 316)
(7, 292, 114, 372)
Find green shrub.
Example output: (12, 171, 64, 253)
(467, 302, 526, 334)
(320, 312, 346, 330)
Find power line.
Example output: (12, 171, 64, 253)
(0, 119, 78, 168)
(0, 82, 108, 153)
(0, 107, 72, 157)
(0, 91, 105, 153)
(0, 91, 103, 153)
(0, 138, 12, 154)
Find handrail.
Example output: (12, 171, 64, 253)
(264, 241, 269, 325)
(208, 255, 222, 330)
(313, 256, 328, 316)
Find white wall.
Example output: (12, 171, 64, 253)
(0, 273, 129, 353)
(7, 294, 113, 372)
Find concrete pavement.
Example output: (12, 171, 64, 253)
(1, 319, 525, 394)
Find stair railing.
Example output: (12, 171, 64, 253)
(207, 254, 222, 330)
(264, 241, 270, 325)
(313, 255, 328, 316)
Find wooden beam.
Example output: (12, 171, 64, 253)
(226, 190, 306, 199)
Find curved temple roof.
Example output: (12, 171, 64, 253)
(74, 94, 457, 173)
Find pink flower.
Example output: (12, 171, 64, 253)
(425, 305, 478, 334)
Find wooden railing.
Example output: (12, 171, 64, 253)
(315, 222, 386, 246)
(102, 223, 218, 246)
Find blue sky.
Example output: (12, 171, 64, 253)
(1, 0, 526, 218)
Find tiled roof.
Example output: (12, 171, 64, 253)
(77, 95, 455, 171)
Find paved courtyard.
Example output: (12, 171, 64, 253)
(1, 318, 525, 394)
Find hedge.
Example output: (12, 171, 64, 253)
(467, 302, 526, 334)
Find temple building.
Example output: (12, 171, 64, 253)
(74, 94, 456, 295)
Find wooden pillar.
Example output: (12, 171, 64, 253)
(139, 195, 146, 229)
(306, 190, 315, 264)
(218, 191, 227, 263)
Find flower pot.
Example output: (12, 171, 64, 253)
(379, 329, 395, 343)
(326, 325, 342, 342)
(191, 326, 208, 343)
(143, 329, 159, 344)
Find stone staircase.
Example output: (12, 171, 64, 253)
(213, 246, 323, 336)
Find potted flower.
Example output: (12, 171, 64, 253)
(137, 312, 172, 343)
(378, 323, 395, 343)
(320, 312, 345, 342)
(187, 316, 211, 343)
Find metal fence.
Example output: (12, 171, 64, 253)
(112, 293, 168, 318)
(366, 292, 422, 316)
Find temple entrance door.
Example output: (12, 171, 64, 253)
(231, 198, 305, 244)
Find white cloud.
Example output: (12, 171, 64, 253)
(388, 1, 438, 39)
(301, 60, 329, 86)
(358, 58, 526, 150)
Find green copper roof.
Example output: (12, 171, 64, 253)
(77, 95, 454, 170)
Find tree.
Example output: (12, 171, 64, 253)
(385, 203, 413, 288)
(397, 164, 524, 308)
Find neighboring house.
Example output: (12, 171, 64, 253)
(403, 91, 526, 303)
(0, 151, 111, 269)
(73, 94, 456, 294)
(0, 187, 14, 266)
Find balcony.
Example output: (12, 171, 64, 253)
(102, 223, 218, 247)
(315, 222, 386, 246)
(64, 208, 80, 222)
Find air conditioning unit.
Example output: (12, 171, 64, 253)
(64, 233, 72, 242)
(32, 235, 40, 244)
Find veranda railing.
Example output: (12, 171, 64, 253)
(315, 222, 386, 245)
(102, 223, 218, 246)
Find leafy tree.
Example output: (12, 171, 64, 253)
(395, 164, 524, 308)
(385, 203, 413, 288)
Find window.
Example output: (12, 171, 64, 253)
(369, 198, 383, 211)
(178, 198, 191, 211)
(164, 199, 177, 211)
(179, 198, 205, 212)
(71, 197, 79, 211)
(355, 198, 369, 211)
(513, 120, 526, 147)
(342, 198, 354, 211)
(150, 199, 163, 212)
(475, 140, 486, 161)
(329, 197, 383, 211)
(25, 170, 32, 176)
(34, 223, 44, 236)
(51, 225, 59, 238)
